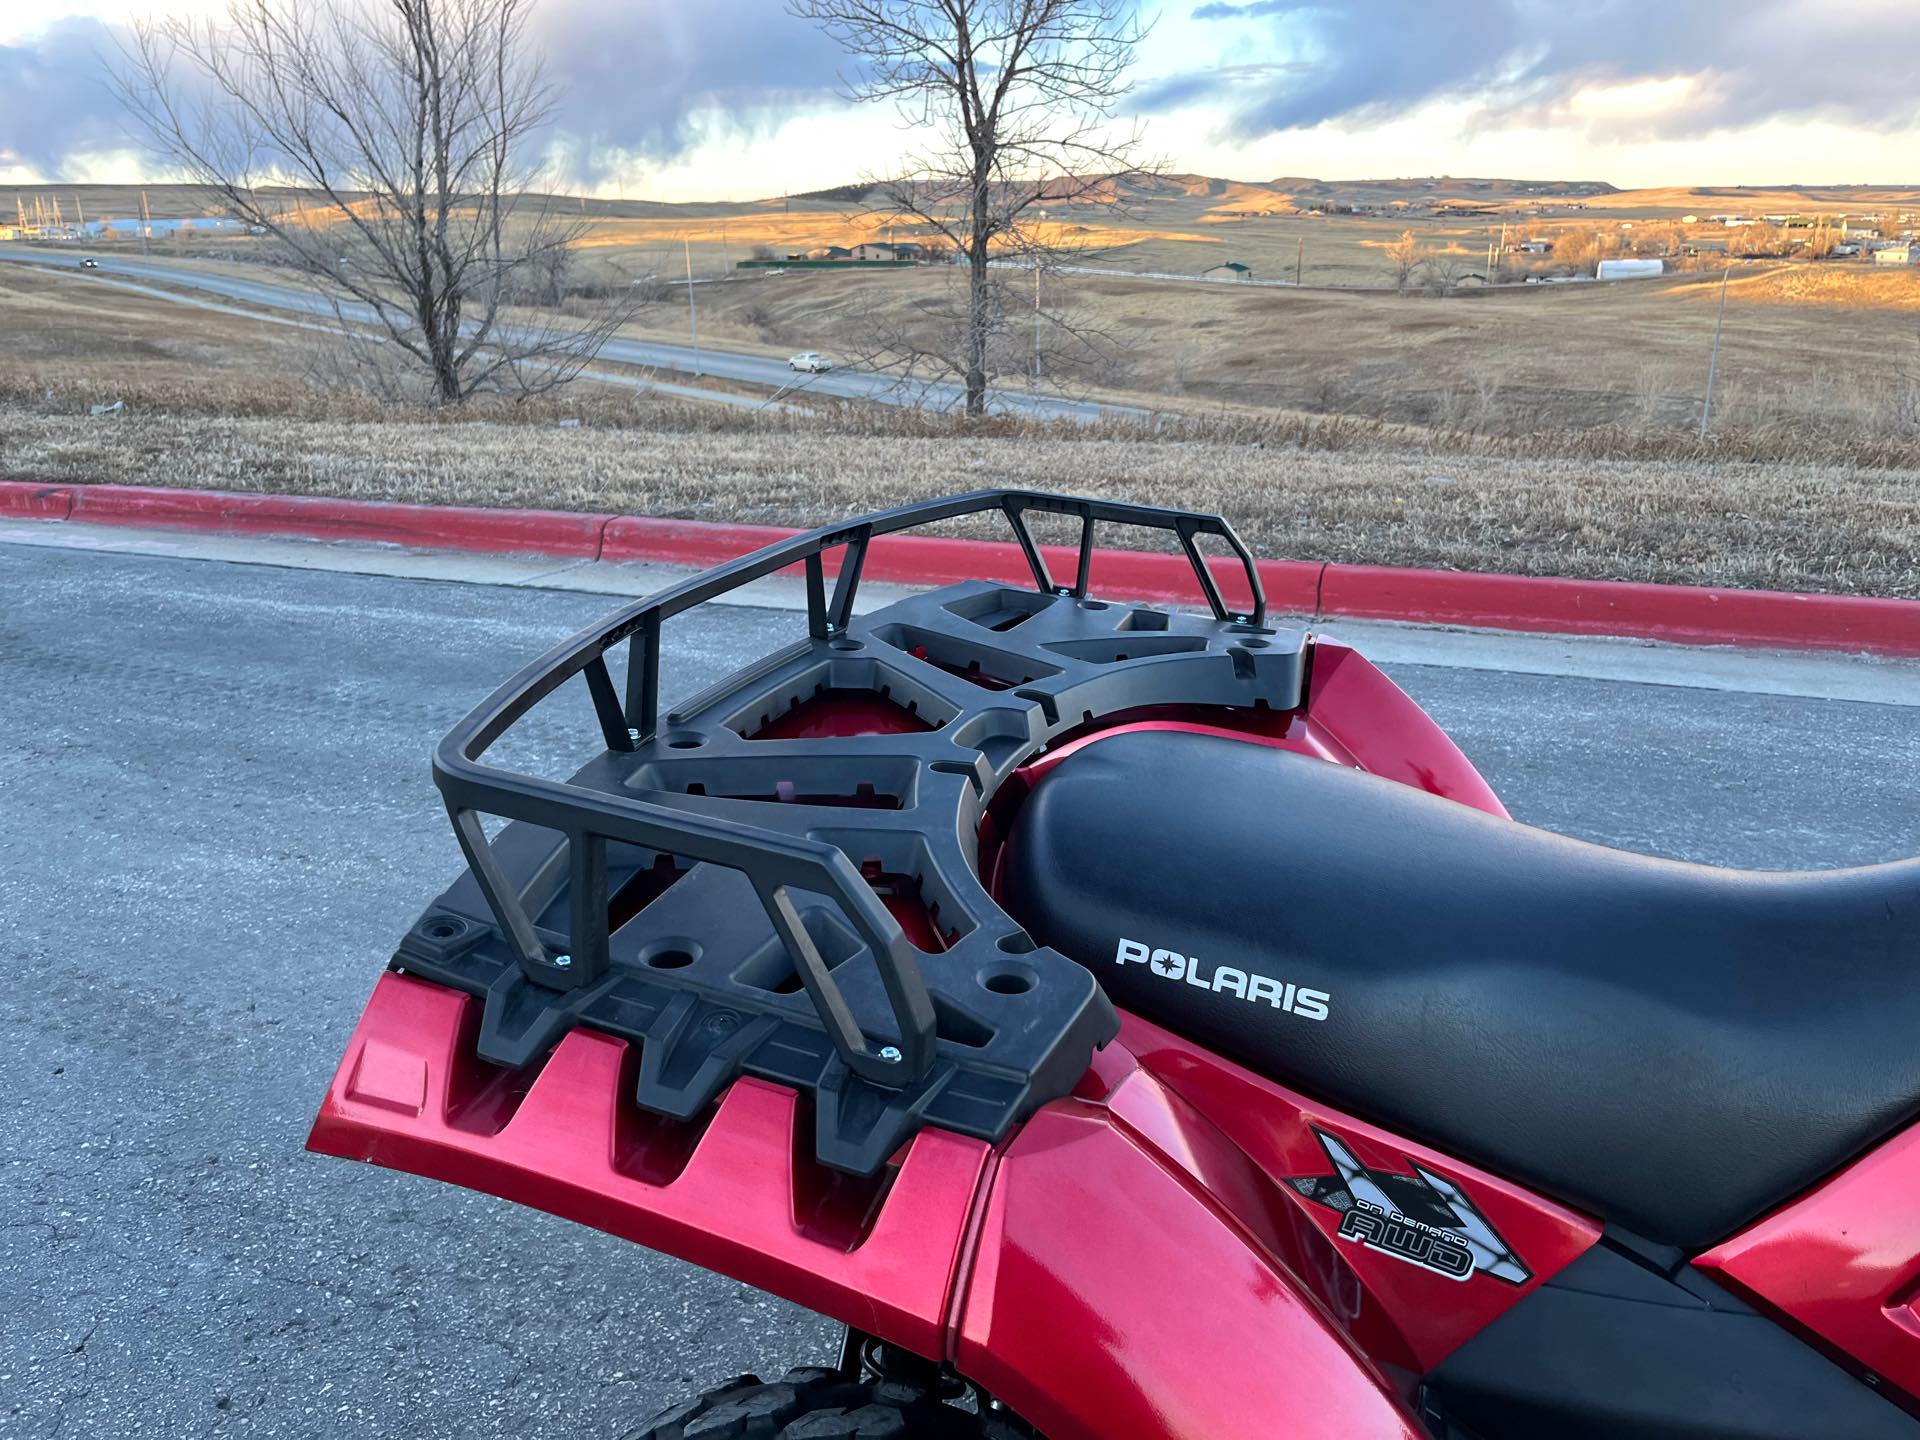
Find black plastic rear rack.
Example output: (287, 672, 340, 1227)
(399, 489, 1305, 1172)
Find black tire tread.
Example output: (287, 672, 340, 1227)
(623, 1367, 1031, 1440)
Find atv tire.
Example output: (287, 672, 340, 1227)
(623, 1366, 1034, 1439)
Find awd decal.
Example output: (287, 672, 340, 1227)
(1288, 1130, 1530, 1286)
(1113, 938, 1331, 1021)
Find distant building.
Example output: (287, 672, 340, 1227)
(804, 245, 852, 261)
(852, 241, 921, 261)
(1203, 261, 1254, 279)
(1596, 257, 1665, 281)
(1874, 246, 1913, 266)
(81, 217, 244, 236)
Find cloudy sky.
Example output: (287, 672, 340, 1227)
(6, 0, 1920, 199)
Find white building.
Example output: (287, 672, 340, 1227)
(1596, 257, 1665, 281)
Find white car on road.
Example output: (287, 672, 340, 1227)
(788, 351, 834, 373)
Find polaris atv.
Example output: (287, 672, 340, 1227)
(309, 490, 1920, 1439)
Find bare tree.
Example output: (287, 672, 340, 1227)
(1420, 252, 1467, 297)
(1384, 229, 1421, 293)
(791, 0, 1151, 417)
(115, 0, 634, 407)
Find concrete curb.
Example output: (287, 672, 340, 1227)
(6, 479, 1917, 657)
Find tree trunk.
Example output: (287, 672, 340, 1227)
(966, 244, 989, 418)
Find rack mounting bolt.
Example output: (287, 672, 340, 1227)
(627, 728, 642, 745)
(553, 953, 572, 969)
(878, 1045, 902, 1064)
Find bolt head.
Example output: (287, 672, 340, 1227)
(552, 953, 572, 969)
(878, 1045, 902, 1063)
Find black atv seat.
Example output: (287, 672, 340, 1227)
(1001, 730, 1920, 1249)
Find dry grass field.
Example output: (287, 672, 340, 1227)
(22, 228, 1920, 436)
(624, 259, 1920, 434)
(34, 175, 1920, 288)
(7, 178, 1920, 598)
(7, 396, 1917, 598)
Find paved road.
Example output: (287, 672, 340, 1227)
(4, 542, 1917, 1439)
(0, 247, 1126, 422)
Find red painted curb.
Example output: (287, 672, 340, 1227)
(601, 514, 1321, 616)
(600, 514, 797, 569)
(55, 482, 609, 557)
(0, 482, 76, 520)
(5, 480, 1917, 657)
(1318, 564, 1920, 657)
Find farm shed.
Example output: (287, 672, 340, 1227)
(1596, 257, 1665, 280)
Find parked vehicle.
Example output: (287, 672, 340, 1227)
(788, 351, 834, 372)
(311, 490, 1920, 1439)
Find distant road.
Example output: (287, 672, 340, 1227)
(0, 246, 1134, 421)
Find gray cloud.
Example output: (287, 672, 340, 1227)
(1160, 1, 1920, 139)
(1, 1, 849, 183)
(537, 0, 850, 182)
(0, 18, 133, 173)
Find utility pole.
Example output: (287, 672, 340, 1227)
(1700, 264, 1732, 439)
(140, 189, 152, 256)
(1032, 262, 1042, 383)
(684, 235, 701, 377)
(1295, 236, 1304, 286)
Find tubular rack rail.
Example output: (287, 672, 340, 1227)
(404, 489, 1305, 1171)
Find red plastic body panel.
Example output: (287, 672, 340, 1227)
(308, 972, 989, 1354)
(954, 1090, 1426, 1440)
(1699, 1124, 1920, 1403)
(1101, 1015, 1599, 1373)
(1301, 641, 1508, 815)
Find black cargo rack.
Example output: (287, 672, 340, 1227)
(401, 489, 1305, 1172)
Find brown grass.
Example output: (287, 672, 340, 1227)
(5, 395, 1917, 599)
(7, 216, 1919, 599)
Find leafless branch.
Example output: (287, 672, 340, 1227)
(112, 0, 638, 406)
(791, 0, 1153, 416)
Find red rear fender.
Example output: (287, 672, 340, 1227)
(309, 975, 1432, 1437)
(955, 1081, 1427, 1440)
(308, 972, 988, 1355)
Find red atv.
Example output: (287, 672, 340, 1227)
(309, 491, 1920, 1439)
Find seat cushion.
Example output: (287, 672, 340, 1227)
(1000, 730, 1920, 1248)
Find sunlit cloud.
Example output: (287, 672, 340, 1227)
(4, 0, 1920, 199)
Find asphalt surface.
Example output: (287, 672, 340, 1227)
(3, 541, 1918, 1439)
(0, 248, 1123, 422)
